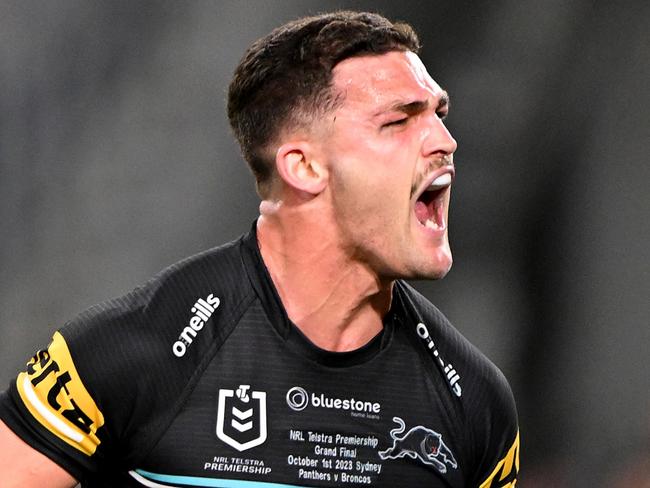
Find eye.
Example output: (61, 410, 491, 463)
(383, 117, 408, 128)
(436, 111, 448, 121)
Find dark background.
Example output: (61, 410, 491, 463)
(1, 1, 648, 486)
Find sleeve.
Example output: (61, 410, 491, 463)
(0, 253, 240, 480)
(0, 278, 156, 480)
(473, 368, 520, 488)
(478, 430, 520, 488)
(394, 281, 521, 486)
(0, 330, 108, 480)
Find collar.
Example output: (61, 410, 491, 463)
(240, 221, 399, 367)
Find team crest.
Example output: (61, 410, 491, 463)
(216, 385, 267, 451)
(379, 417, 457, 474)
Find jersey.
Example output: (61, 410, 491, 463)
(0, 224, 519, 487)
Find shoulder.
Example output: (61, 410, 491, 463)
(0, 233, 263, 473)
(395, 281, 518, 466)
(395, 280, 515, 406)
(64, 235, 253, 360)
(55, 235, 257, 444)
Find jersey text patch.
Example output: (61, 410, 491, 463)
(16, 331, 105, 455)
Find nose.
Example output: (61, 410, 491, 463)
(421, 114, 457, 159)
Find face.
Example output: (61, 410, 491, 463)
(316, 50, 457, 281)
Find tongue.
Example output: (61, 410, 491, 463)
(415, 201, 430, 224)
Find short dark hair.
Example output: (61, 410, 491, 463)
(227, 11, 420, 196)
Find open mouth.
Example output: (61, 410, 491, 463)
(414, 172, 452, 231)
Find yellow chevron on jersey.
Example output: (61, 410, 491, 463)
(479, 431, 520, 488)
(16, 331, 104, 455)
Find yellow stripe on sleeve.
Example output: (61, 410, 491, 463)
(479, 431, 520, 488)
(16, 331, 105, 455)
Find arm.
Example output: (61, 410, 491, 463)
(0, 419, 78, 488)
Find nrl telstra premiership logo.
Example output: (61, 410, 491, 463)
(216, 385, 267, 451)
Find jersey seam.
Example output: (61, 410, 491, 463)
(129, 289, 257, 468)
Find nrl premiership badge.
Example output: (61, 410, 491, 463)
(216, 384, 267, 451)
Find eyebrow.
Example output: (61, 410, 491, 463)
(378, 91, 450, 116)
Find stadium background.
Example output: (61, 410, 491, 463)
(1, 1, 648, 485)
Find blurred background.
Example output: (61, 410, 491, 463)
(1, 1, 648, 485)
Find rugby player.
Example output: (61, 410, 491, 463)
(1, 11, 519, 487)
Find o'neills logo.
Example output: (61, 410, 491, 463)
(172, 294, 220, 357)
(416, 323, 462, 397)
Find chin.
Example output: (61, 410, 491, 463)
(415, 247, 453, 280)
(430, 261, 453, 279)
(418, 262, 452, 280)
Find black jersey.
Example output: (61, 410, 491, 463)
(0, 225, 519, 487)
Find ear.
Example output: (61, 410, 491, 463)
(275, 142, 328, 195)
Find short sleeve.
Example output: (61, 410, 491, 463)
(478, 430, 520, 487)
(0, 331, 108, 480)
(474, 368, 520, 487)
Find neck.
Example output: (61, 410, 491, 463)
(257, 199, 393, 352)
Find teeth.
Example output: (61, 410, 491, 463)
(428, 173, 452, 190)
(425, 219, 440, 230)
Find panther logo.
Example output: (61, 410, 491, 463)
(379, 417, 458, 474)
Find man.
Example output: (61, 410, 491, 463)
(0, 11, 519, 487)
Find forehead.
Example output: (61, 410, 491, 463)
(332, 51, 444, 111)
